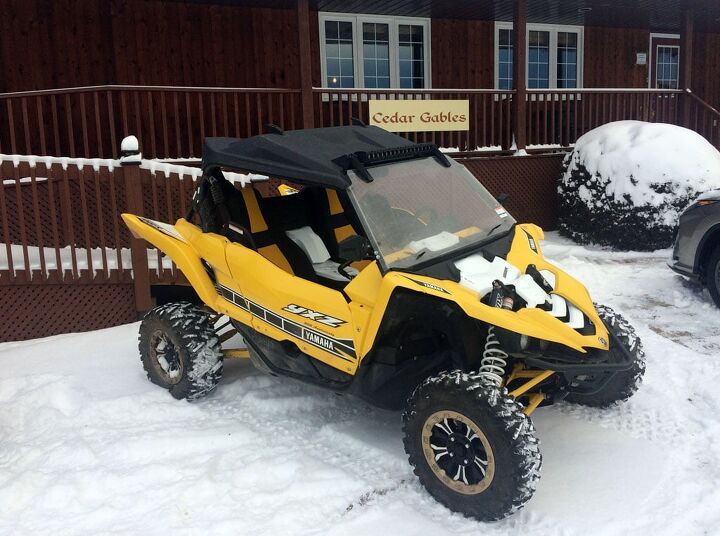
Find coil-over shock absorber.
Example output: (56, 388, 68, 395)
(479, 281, 513, 387)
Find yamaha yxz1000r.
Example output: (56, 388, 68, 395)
(122, 124, 645, 521)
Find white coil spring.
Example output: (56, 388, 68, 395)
(479, 326, 509, 387)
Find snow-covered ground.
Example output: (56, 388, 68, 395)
(1, 233, 719, 536)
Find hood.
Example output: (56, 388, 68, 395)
(452, 225, 604, 343)
(455, 254, 588, 331)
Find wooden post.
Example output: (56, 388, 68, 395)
(121, 136, 152, 314)
(512, 0, 528, 151)
(297, 0, 315, 129)
(680, 7, 694, 127)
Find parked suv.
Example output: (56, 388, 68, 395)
(670, 190, 720, 306)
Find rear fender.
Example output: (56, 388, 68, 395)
(121, 214, 222, 309)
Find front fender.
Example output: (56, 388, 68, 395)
(372, 272, 595, 353)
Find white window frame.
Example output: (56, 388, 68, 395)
(319, 12, 432, 89)
(648, 33, 680, 89)
(494, 22, 585, 89)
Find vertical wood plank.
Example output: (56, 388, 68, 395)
(36, 97, 47, 155)
(7, 100, 17, 154)
(186, 92, 194, 157)
(12, 164, 30, 276)
(0, 163, 16, 280)
(51, 95, 61, 156)
(77, 166, 94, 281)
(79, 93, 90, 157)
(45, 169, 62, 282)
(29, 164, 47, 281)
(147, 91, 157, 158)
(161, 91, 169, 158)
(60, 164, 79, 279)
(21, 98, 32, 154)
(107, 90, 118, 159)
(173, 92, 182, 157)
(107, 168, 124, 276)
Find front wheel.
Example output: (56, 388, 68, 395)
(565, 304, 646, 407)
(704, 246, 720, 308)
(138, 302, 223, 400)
(402, 371, 542, 521)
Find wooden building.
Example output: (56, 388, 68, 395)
(1, 0, 719, 156)
(2, 0, 719, 102)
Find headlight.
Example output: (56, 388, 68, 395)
(682, 198, 718, 216)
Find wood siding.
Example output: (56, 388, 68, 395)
(431, 19, 495, 89)
(2, 1, 719, 109)
(692, 32, 720, 109)
(0, 0, 302, 92)
(583, 26, 650, 88)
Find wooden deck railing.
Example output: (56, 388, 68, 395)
(0, 85, 302, 160)
(525, 89, 683, 147)
(684, 90, 720, 148)
(0, 156, 200, 289)
(1, 84, 718, 158)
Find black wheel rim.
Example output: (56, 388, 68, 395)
(422, 410, 495, 494)
(149, 330, 183, 385)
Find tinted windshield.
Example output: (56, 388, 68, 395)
(347, 157, 515, 269)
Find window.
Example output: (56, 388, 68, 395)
(324, 20, 355, 88)
(398, 24, 425, 88)
(528, 30, 550, 88)
(495, 23, 583, 89)
(556, 32, 578, 88)
(363, 22, 390, 88)
(655, 45, 679, 89)
(498, 29, 513, 89)
(320, 13, 431, 89)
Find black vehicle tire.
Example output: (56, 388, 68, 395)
(704, 246, 720, 308)
(402, 371, 542, 522)
(565, 304, 646, 407)
(138, 302, 223, 400)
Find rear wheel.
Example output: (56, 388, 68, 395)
(565, 304, 645, 407)
(139, 302, 222, 400)
(704, 246, 720, 307)
(402, 371, 541, 521)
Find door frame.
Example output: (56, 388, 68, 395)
(648, 33, 681, 89)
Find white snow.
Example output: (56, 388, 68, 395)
(0, 244, 173, 274)
(439, 146, 503, 153)
(0, 154, 116, 172)
(2, 176, 49, 186)
(2, 232, 720, 535)
(120, 135, 139, 153)
(0, 153, 266, 186)
(563, 120, 720, 221)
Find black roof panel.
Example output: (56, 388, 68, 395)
(202, 125, 415, 189)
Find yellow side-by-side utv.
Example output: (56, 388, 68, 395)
(122, 124, 645, 521)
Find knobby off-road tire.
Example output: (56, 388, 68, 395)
(402, 371, 542, 521)
(704, 246, 720, 308)
(139, 302, 223, 400)
(565, 304, 646, 407)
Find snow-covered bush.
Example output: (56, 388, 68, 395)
(559, 121, 720, 250)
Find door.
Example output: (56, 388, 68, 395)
(650, 35, 680, 89)
(224, 242, 360, 375)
